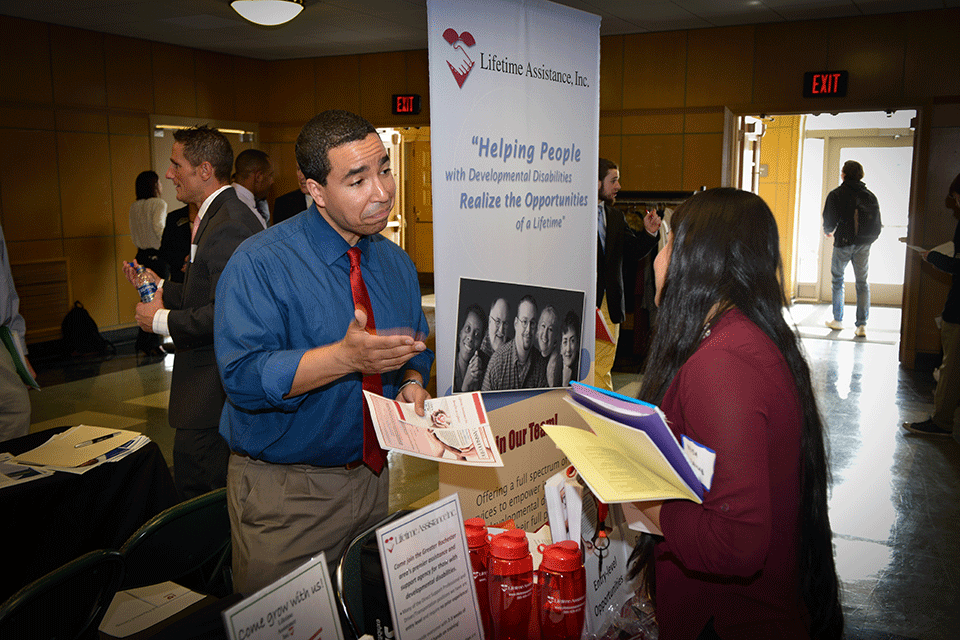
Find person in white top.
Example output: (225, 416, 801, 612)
(231, 149, 274, 229)
(129, 170, 168, 277)
(129, 170, 168, 356)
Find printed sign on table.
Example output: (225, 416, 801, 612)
(376, 494, 482, 640)
(222, 553, 342, 640)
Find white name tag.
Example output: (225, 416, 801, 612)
(190, 244, 197, 263)
(682, 435, 716, 492)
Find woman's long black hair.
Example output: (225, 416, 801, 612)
(135, 170, 160, 200)
(629, 188, 843, 639)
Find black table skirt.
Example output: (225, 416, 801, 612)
(1, 426, 180, 603)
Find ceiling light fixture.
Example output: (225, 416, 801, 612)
(231, 0, 303, 26)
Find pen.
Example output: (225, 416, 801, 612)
(74, 431, 122, 448)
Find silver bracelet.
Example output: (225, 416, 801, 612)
(398, 378, 422, 393)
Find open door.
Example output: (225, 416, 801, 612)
(735, 116, 766, 193)
(817, 135, 914, 306)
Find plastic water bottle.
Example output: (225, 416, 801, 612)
(134, 264, 157, 302)
(487, 529, 533, 640)
(537, 540, 586, 640)
(464, 518, 494, 639)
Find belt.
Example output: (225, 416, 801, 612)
(231, 450, 365, 470)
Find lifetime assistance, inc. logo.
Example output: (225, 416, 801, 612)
(442, 28, 476, 88)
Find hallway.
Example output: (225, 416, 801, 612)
(24, 303, 960, 639)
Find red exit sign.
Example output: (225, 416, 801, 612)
(392, 94, 422, 115)
(803, 71, 848, 98)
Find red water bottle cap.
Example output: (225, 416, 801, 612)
(489, 529, 529, 559)
(464, 518, 488, 548)
(538, 540, 582, 572)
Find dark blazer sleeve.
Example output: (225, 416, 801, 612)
(272, 189, 306, 225)
(598, 203, 659, 324)
(165, 189, 260, 350)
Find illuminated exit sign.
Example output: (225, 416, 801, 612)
(803, 71, 848, 98)
(392, 94, 422, 115)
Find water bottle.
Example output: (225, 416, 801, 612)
(537, 540, 586, 640)
(465, 518, 494, 639)
(134, 264, 157, 302)
(487, 529, 533, 640)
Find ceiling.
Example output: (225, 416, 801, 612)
(0, 0, 955, 61)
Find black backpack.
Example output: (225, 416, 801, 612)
(854, 190, 882, 244)
(61, 301, 113, 356)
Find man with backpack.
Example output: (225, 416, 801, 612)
(823, 160, 882, 337)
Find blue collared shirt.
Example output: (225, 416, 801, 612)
(215, 205, 434, 465)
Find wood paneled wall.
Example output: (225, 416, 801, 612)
(0, 17, 269, 334)
(1, 8, 958, 363)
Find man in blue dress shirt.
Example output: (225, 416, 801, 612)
(215, 110, 434, 594)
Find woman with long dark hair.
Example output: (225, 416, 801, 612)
(630, 188, 843, 639)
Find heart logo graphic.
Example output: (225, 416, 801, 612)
(443, 27, 476, 88)
(384, 536, 395, 553)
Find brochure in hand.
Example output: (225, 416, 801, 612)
(541, 382, 706, 504)
(363, 390, 503, 466)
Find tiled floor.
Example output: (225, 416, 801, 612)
(24, 303, 960, 639)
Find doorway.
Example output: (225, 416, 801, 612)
(794, 111, 916, 308)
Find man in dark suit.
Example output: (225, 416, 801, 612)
(157, 203, 194, 284)
(124, 126, 261, 499)
(272, 168, 312, 225)
(596, 158, 660, 391)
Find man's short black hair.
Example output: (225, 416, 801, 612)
(296, 110, 378, 186)
(172, 125, 234, 183)
(841, 160, 864, 182)
(234, 149, 271, 181)
(599, 158, 618, 182)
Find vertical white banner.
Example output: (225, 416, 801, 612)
(428, 0, 600, 397)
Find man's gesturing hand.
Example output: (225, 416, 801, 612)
(340, 308, 426, 374)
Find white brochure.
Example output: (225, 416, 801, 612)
(221, 553, 343, 640)
(376, 494, 484, 640)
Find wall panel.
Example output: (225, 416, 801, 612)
(903, 9, 960, 99)
(105, 35, 155, 112)
(58, 131, 113, 239)
(196, 51, 237, 121)
(64, 236, 118, 327)
(0, 16, 52, 104)
(360, 52, 409, 127)
(315, 56, 361, 116)
(0, 130, 61, 243)
(622, 31, 687, 110)
(599, 36, 624, 111)
(152, 42, 198, 117)
(681, 133, 723, 191)
(686, 26, 754, 108)
(753, 21, 828, 107)
(50, 26, 106, 108)
(827, 16, 905, 102)
(267, 58, 314, 124)
(621, 134, 683, 190)
(110, 134, 152, 235)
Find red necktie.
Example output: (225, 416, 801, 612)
(348, 246, 386, 475)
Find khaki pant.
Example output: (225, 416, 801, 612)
(227, 453, 389, 594)
(933, 320, 960, 432)
(594, 296, 620, 392)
